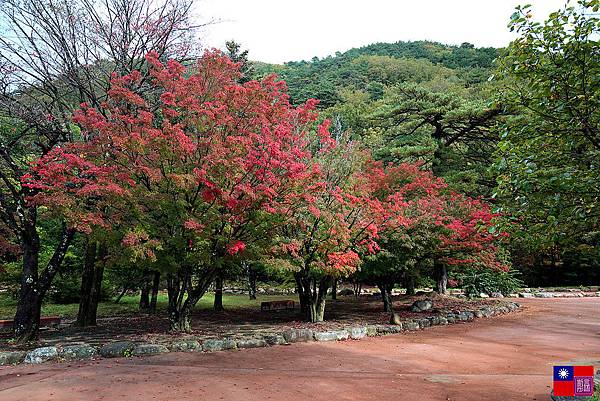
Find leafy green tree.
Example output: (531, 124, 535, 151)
(361, 222, 436, 311)
(369, 84, 501, 196)
(225, 40, 254, 83)
(494, 0, 600, 259)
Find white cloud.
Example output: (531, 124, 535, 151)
(196, 0, 567, 63)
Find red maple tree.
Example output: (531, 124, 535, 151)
(25, 50, 326, 330)
(24, 50, 507, 328)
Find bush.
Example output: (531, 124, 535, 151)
(0, 261, 21, 299)
(47, 272, 82, 304)
(48, 271, 114, 304)
(456, 268, 523, 297)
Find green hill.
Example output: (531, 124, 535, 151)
(254, 41, 501, 107)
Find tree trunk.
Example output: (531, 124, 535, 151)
(167, 272, 183, 331)
(169, 304, 192, 332)
(166, 266, 217, 333)
(378, 282, 391, 312)
(245, 262, 257, 300)
(14, 221, 73, 343)
(139, 271, 150, 312)
(149, 271, 160, 313)
(435, 262, 448, 295)
(308, 295, 327, 322)
(405, 274, 416, 296)
(166, 272, 193, 333)
(386, 285, 393, 312)
(307, 277, 330, 322)
(213, 275, 224, 311)
(331, 279, 337, 300)
(76, 239, 97, 327)
(352, 279, 360, 299)
(351, 280, 363, 299)
(13, 216, 41, 343)
(87, 246, 105, 326)
(295, 273, 330, 323)
(77, 241, 106, 327)
(294, 272, 309, 315)
(13, 292, 42, 344)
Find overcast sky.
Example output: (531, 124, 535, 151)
(198, 0, 567, 64)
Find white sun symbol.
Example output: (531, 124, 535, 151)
(558, 369, 570, 379)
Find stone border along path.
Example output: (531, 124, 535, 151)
(0, 301, 520, 367)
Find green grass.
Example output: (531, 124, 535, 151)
(0, 293, 299, 320)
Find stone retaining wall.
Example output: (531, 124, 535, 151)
(0, 302, 520, 367)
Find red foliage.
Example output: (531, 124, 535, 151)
(438, 194, 509, 270)
(356, 160, 508, 272)
(23, 50, 323, 262)
(22, 49, 507, 277)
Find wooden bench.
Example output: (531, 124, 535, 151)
(261, 300, 295, 311)
(0, 316, 62, 331)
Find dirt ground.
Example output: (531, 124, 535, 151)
(1, 297, 598, 401)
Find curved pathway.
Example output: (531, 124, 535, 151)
(0, 298, 598, 401)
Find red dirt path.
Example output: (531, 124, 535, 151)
(1, 298, 599, 401)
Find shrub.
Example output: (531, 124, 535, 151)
(47, 272, 82, 304)
(456, 268, 523, 297)
(0, 261, 21, 299)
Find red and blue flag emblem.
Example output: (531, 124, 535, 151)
(553, 365, 594, 397)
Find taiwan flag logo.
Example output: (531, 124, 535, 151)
(553, 365, 595, 397)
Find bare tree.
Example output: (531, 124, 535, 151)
(0, 0, 207, 343)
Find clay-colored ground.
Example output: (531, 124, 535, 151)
(0, 298, 598, 401)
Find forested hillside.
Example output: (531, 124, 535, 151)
(252, 35, 599, 287)
(254, 41, 498, 108)
(254, 41, 501, 198)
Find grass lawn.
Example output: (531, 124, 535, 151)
(0, 293, 299, 320)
